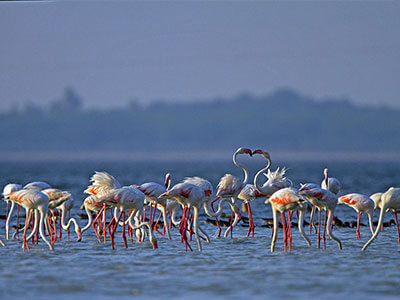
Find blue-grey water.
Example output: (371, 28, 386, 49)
(0, 159, 399, 300)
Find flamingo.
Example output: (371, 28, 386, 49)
(362, 187, 400, 251)
(97, 186, 157, 249)
(309, 168, 341, 234)
(41, 189, 81, 242)
(136, 173, 172, 239)
(212, 147, 253, 237)
(299, 183, 342, 250)
(3, 183, 22, 240)
(24, 181, 52, 191)
(338, 193, 374, 240)
(4, 189, 53, 251)
(84, 171, 122, 242)
(80, 195, 104, 238)
(268, 187, 310, 252)
(159, 182, 207, 251)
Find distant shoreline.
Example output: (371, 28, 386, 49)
(0, 151, 399, 162)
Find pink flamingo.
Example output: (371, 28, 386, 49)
(268, 187, 310, 252)
(84, 171, 122, 243)
(362, 187, 400, 251)
(42, 189, 82, 242)
(97, 186, 157, 249)
(5, 189, 53, 251)
(338, 193, 374, 240)
(212, 147, 253, 237)
(136, 173, 172, 239)
(299, 183, 342, 250)
(159, 182, 208, 251)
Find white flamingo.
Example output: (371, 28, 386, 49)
(362, 187, 400, 251)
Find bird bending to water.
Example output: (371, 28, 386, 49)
(362, 187, 400, 251)
(338, 193, 374, 240)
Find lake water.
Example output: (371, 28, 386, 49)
(0, 159, 399, 299)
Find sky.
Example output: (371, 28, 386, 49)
(0, 0, 399, 111)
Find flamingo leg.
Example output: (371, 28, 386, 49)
(317, 209, 321, 249)
(92, 206, 105, 243)
(154, 211, 165, 236)
(247, 202, 255, 238)
(322, 210, 327, 249)
(59, 211, 62, 240)
(51, 210, 58, 244)
(394, 211, 400, 249)
(110, 210, 123, 250)
(107, 216, 116, 248)
(31, 212, 35, 244)
(16, 205, 20, 239)
(122, 211, 128, 249)
(288, 211, 292, 253)
(102, 205, 106, 243)
(281, 212, 287, 253)
(229, 212, 234, 238)
(46, 213, 54, 244)
(23, 210, 32, 252)
(356, 212, 361, 240)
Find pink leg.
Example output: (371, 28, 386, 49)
(247, 202, 255, 238)
(323, 210, 327, 249)
(59, 212, 62, 240)
(288, 211, 292, 253)
(122, 211, 128, 249)
(317, 209, 321, 249)
(356, 212, 361, 240)
(281, 212, 287, 252)
(103, 205, 106, 243)
(106, 216, 116, 248)
(23, 211, 32, 252)
(16, 205, 20, 239)
(51, 210, 57, 244)
(110, 211, 124, 250)
(92, 207, 105, 243)
(154, 211, 164, 236)
(229, 212, 234, 238)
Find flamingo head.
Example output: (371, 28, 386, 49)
(236, 147, 253, 156)
(164, 173, 171, 189)
(76, 228, 82, 242)
(150, 235, 158, 249)
(252, 149, 270, 160)
(2, 183, 23, 200)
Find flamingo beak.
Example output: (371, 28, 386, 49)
(252, 149, 263, 155)
(153, 240, 158, 249)
(77, 231, 82, 242)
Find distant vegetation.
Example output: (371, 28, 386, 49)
(0, 87, 398, 153)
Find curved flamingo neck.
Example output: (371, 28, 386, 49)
(254, 156, 271, 193)
(81, 206, 93, 233)
(233, 151, 249, 186)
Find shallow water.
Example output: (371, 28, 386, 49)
(0, 159, 399, 299)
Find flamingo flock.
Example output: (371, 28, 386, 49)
(1, 147, 400, 254)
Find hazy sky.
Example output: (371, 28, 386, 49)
(0, 1, 399, 110)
